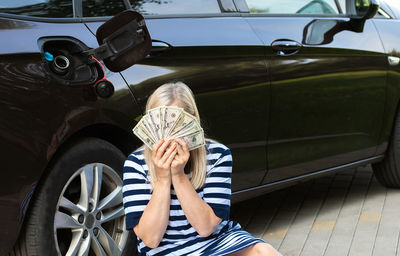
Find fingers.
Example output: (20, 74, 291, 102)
(164, 148, 178, 167)
(160, 142, 177, 163)
(173, 137, 189, 152)
(151, 139, 165, 159)
(173, 138, 189, 157)
(156, 139, 172, 160)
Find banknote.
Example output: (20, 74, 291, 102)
(148, 107, 162, 139)
(141, 115, 157, 142)
(169, 118, 202, 138)
(180, 129, 206, 150)
(162, 106, 183, 139)
(132, 106, 205, 150)
(132, 120, 155, 149)
(167, 111, 198, 138)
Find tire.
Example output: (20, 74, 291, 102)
(12, 137, 137, 256)
(372, 109, 400, 188)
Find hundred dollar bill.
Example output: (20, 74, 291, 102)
(170, 118, 202, 138)
(132, 120, 155, 149)
(167, 111, 198, 138)
(148, 107, 162, 140)
(159, 106, 165, 139)
(141, 115, 158, 142)
(181, 129, 206, 150)
(162, 106, 183, 138)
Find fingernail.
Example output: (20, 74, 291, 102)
(174, 148, 178, 152)
(161, 138, 164, 141)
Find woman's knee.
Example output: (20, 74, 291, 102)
(253, 242, 281, 256)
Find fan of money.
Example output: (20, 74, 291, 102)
(133, 106, 205, 150)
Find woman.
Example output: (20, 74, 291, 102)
(122, 82, 281, 255)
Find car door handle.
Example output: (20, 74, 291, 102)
(151, 40, 171, 52)
(148, 40, 172, 57)
(271, 39, 302, 56)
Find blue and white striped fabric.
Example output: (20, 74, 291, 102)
(122, 141, 264, 255)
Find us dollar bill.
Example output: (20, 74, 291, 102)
(132, 120, 155, 149)
(181, 129, 206, 150)
(170, 118, 202, 138)
(162, 106, 183, 138)
(147, 107, 162, 140)
(167, 111, 198, 138)
(141, 115, 158, 142)
(133, 106, 205, 151)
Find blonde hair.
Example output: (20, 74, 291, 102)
(143, 81, 207, 190)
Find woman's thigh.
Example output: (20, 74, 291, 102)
(226, 242, 281, 256)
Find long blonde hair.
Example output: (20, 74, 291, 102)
(143, 82, 207, 189)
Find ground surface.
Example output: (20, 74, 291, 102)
(231, 165, 400, 256)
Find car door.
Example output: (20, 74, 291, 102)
(239, 0, 387, 183)
(85, 0, 271, 191)
(0, 0, 137, 254)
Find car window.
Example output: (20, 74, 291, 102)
(0, 0, 73, 18)
(246, 0, 339, 15)
(129, 0, 221, 15)
(337, 0, 346, 13)
(82, 0, 126, 17)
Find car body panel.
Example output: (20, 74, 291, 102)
(372, 18, 400, 154)
(244, 17, 387, 182)
(0, 17, 141, 254)
(86, 16, 270, 191)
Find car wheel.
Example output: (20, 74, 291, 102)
(372, 110, 400, 188)
(12, 137, 137, 256)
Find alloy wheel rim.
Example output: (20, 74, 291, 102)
(54, 163, 128, 256)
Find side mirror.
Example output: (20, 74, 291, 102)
(345, 0, 379, 32)
(87, 10, 151, 72)
(349, 0, 380, 20)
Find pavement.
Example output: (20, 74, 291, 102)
(231, 165, 400, 256)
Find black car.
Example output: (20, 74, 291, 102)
(1, 0, 400, 255)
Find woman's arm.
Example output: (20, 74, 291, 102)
(171, 138, 222, 237)
(133, 139, 177, 248)
(133, 178, 171, 248)
(171, 174, 222, 237)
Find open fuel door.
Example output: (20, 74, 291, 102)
(39, 10, 151, 98)
(90, 10, 151, 72)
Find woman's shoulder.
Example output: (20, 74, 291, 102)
(205, 139, 232, 167)
(124, 147, 147, 176)
(206, 139, 231, 154)
(126, 147, 145, 162)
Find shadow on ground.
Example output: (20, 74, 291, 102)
(230, 165, 400, 256)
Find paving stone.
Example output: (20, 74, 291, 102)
(261, 183, 312, 250)
(348, 178, 386, 256)
(373, 188, 400, 256)
(245, 190, 287, 238)
(322, 169, 372, 256)
(231, 196, 262, 228)
(312, 220, 336, 231)
(300, 171, 354, 256)
(229, 165, 400, 256)
(278, 179, 331, 256)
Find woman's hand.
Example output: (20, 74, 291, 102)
(171, 138, 190, 177)
(151, 139, 178, 181)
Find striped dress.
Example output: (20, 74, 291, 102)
(122, 140, 264, 255)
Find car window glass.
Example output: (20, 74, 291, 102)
(129, 0, 221, 15)
(338, 0, 346, 13)
(246, 0, 339, 15)
(0, 0, 73, 18)
(82, 0, 126, 17)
